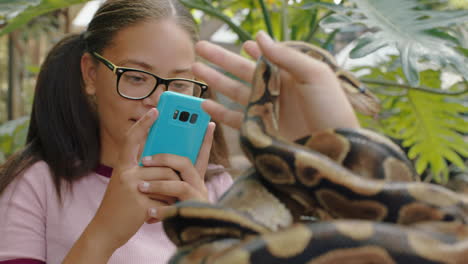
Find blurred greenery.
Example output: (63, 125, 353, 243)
(0, 0, 466, 184)
(357, 63, 468, 182)
(0, 0, 88, 36)
(0, 116, 29, 163)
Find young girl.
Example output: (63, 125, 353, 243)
(0, 0, 233, 263)
(0, 1, 360, 264)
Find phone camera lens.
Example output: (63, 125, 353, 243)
(189, 114, 198, 124)
(179, 111, 190, 122)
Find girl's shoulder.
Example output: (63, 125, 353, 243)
(3, 160, 53, 196)
(0, 160, 54, 262)
(0, 160, 55, 211)
(21, 160, 53, 180)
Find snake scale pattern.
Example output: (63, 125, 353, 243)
(162, 41, 468, 264)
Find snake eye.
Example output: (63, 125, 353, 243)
(357, 85, 367, 93)
(338, 75, 366, 93)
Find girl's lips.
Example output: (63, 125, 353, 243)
(130, 114, 146, 122)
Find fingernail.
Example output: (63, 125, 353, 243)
(142, 156, 152, 162)
(148, 208, 158, 218)
(257, 31, 274, 45)
(139, 181, 150, 192)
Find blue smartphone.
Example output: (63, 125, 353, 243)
(140, 91, 211, 164)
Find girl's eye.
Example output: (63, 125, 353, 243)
(122, 71, 152, 85)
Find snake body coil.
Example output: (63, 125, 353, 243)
(162, 41, 468, 264)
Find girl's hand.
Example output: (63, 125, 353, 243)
(193, 31, 359, 140)
(64, 108, 176, 261)
(139, 122, 216, 222)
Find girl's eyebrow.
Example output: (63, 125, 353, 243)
(172, 68, 192, 75)
(117, 59, 192, 75)
(117, 59, 153, 71)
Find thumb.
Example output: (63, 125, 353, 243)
(194, 122, 216, 178)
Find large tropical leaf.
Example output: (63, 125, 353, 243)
(0, 0, 89, 36)
(358, 66, 467, 183)
(320, 0, 468, 86)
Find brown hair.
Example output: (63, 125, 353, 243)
(0, 0, 230, 197)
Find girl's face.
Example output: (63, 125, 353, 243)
(82, 19, 196, 157)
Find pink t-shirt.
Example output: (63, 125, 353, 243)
(0, 161, 233, 264)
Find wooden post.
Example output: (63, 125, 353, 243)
(7, 32, 23, 121)
(7, 34, 14, 121)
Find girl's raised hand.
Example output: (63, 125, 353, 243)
(193, 31, 359, 140)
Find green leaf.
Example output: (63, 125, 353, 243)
(320, 13, 354, 29)
(349, 33, 388, 58)
(0, 0, 90, 36)
(0, 116, 29, 158)
(424, 28, 461, 45)
(301, 2, 348, 13)
(180, 0, 252, 42)
(320, 0, 468, 86)
(457, 46, 468, 56)
(0, 0, 38, 22)
(0, 116, 29, 136)
(360, 68, 468, 184)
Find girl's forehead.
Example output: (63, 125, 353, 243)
(100, 20, 195, 75)
(105, 20, 194, 56)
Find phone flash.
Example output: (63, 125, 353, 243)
(172, 110, 179, 119)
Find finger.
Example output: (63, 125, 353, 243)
(138, 165, 181, 181)
(145, 200, 170, 224)
(148, 193, 177, 205)
(139, 180, 179, 203)
(118, 108, 158, 169)
(256, 31, 337, 84)
(149, 194, 178, 205)
(192, 62, 251, 106)
(195, 40, 256, 82)
(201, 99, 244, 130)
(141, 154, 203, 191)
(242, 40, 261, 60)
(147, 205, 173, 222)
(141, 181, 205, 201)
(194, 122, 216, 177)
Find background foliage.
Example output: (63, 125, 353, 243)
(0, 0, 466, 184)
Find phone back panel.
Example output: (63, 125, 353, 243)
(141, 91, 210, 164)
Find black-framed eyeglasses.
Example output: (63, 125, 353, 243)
(91, 52, 208, 100)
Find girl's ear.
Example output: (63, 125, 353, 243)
(81, 52, 97, 96)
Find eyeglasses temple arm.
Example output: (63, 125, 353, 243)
(92, 52, 118, 73)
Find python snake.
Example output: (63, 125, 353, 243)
(162, 41, 468, 263)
